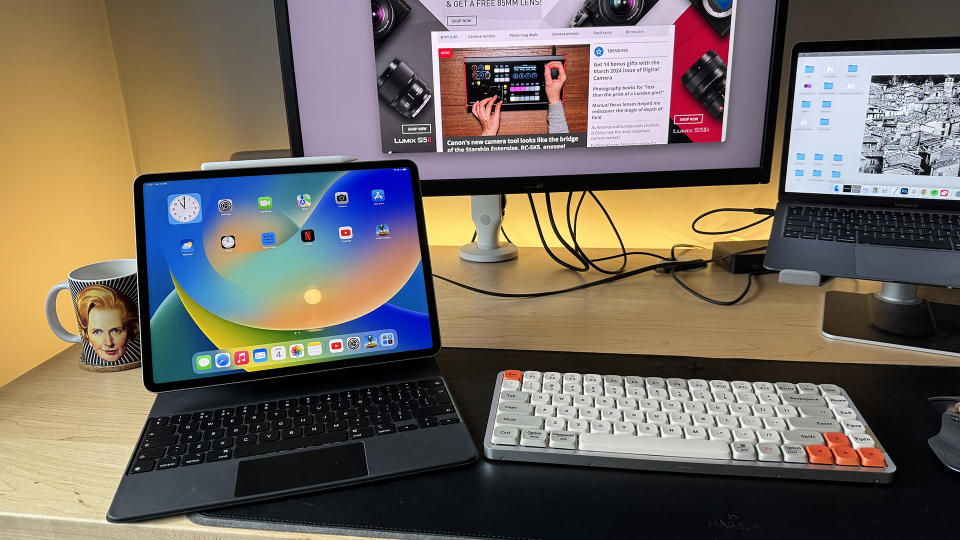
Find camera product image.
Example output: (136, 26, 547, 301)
(681, 50, 727, 119)
(570, 0, 659, 27)
(372, 0, 410, 46)
(377, 58, 433, 119)
(688, 0, 732, 37)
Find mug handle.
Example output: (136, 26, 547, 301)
(46, 282, 82, 343)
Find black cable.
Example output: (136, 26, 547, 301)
(569, 192, 628, 274)
(692, 207, 775, 235)
(528, 193, 588, 272)
(432, 245, 766, 298)
(670, 270, 760, 306)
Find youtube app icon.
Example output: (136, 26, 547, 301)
(329, 339, 344, 353)
(338, 226, 353, 240)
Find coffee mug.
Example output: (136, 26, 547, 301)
(45, 260, 141, 372)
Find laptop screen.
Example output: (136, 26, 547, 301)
(138, 164, 437, 387)
(784, 47, 960, 199)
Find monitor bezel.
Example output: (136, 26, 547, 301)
(134, 159, 442, 393)
(779, 37, 960, 210)
(274, 0, 789, 197)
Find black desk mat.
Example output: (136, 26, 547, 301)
(193, 348, 960, 539)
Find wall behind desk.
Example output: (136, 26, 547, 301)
(3, 0, 960, 387)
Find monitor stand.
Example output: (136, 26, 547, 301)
(822, 282, 960, 357)
(459, 194, 518, 263)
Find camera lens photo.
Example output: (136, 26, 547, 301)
(681, 50, 727, 119)
(372, 0, 410, 46)
(377, 57, 433, 119)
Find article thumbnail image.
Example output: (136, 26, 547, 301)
(860, 74, 960, 177)
(439, 45, 589, 139)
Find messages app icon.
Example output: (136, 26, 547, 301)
(196, 355, 212, 371)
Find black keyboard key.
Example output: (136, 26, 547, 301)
(800, 232, 817, 240)
(435, 390, 451, 404)
(203, 428, 225, 440)
(130, 460, 155, 474)
(418, 417, 439, 428)
(837, 234, 856, 243)
(267, 410, 287, 420)
(783, 231, 800, 238)
(157, 456, 179, 470)
(170, 414, 190, 424)
(375, 423, 397, 435)
(227, 425, 248, 436)
(167, 443, 188, 456)
(137, 447, 165, 461)
(290, 406, 309, 417)
(305, 424, 325, 436)
(397, 424, 418, 432)
(233, 430, 348, 459)
(374, 414, 392, 424)
(279, 399, 297, 409)
(216, 436, 235, 449)
(337, 409, 359, 420)
(261, 430, 280, 443)
(215, 408, 235, 418)
(413, 404, 456, 418)
(237, 434, 257, 446)
(293, 415, 314, 427)
(180, 432, 202, 443)
(200, 419, 220, 430)
(178, 422, 200, 434)
(246, 412, 265, 423)
(148, 417, 169, 427)
(440, 418, 460, 425)
(188, 441, 211, 453)
(182, 452, 205, 466)
(208, 449, 233, 462)
(327, 420, 347, 432)
(192, 411, 214, 421)
(317, 411, 336, 423)
(418, 378, 444, 389)
(258, 402, 277, 412)
(348, 427, 375, 440)
(299, 396, 319, 405)
(391, 410, 413, 422)
(224, 417, 242, 427)
(141, 435, 178, 449)
(348, 417, 370, 428)
(282, 428, 302, 439)
(251, 422, 270, 433)
(145, 425, 176, 437)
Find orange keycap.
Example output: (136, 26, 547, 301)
(858, 447, 887, 468)
(823, 432, 850, 449)
(832, 445, 859, 466)
(504, 370, 523, 382)
(806, 445, 833, 464)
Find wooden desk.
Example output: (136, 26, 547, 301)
(2, 246, 957, 538)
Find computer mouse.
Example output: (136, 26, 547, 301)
(550, 67, 560, 79)
(928, 401, 960, 473)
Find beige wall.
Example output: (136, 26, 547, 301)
(4, 0, 960, 386)
(0, 1, 136, 387)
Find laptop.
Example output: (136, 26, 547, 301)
(765, 37, 960, 287)
(108, 160, 477, 522)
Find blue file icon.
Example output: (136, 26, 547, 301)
(824, 82, 834, 90)
(820, 118, 830, 126)
(848, 65, 858, 72)
(833, 154, 843, 162)
(797, 153, 806, 160)
(832, 171, 842, 178)
(813, 170, 822, 177)
(801, 100, 812, 108)
(805, 65, 814, 73)
(822, 100, 832, 108)
(814, 153, 824, 161)
(795, 170, 804, 177)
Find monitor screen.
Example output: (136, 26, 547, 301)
(137, 164, 438, 389)
(784, 47, 960, 200)
(278, 0, 785, 194)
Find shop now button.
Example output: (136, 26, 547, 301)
(402, 124, 432, 134)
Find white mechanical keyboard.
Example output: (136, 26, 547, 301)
(483, 370, 895, 483)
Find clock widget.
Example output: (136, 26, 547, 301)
(167, 193, 203, 224)
(221, 235, 236, 249)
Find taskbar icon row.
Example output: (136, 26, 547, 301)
(192, 329, 398, 373)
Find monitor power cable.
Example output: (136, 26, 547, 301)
(691, 207, 775, 235)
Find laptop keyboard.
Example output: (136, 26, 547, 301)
(784, 205, 960, 250)
(128, 378, 460, 474)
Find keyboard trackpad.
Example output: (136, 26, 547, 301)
(234, 443, 368, 497)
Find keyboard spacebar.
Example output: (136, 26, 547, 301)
(579, 433, 732, 459)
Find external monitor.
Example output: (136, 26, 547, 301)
(275, 0, 787, 260)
